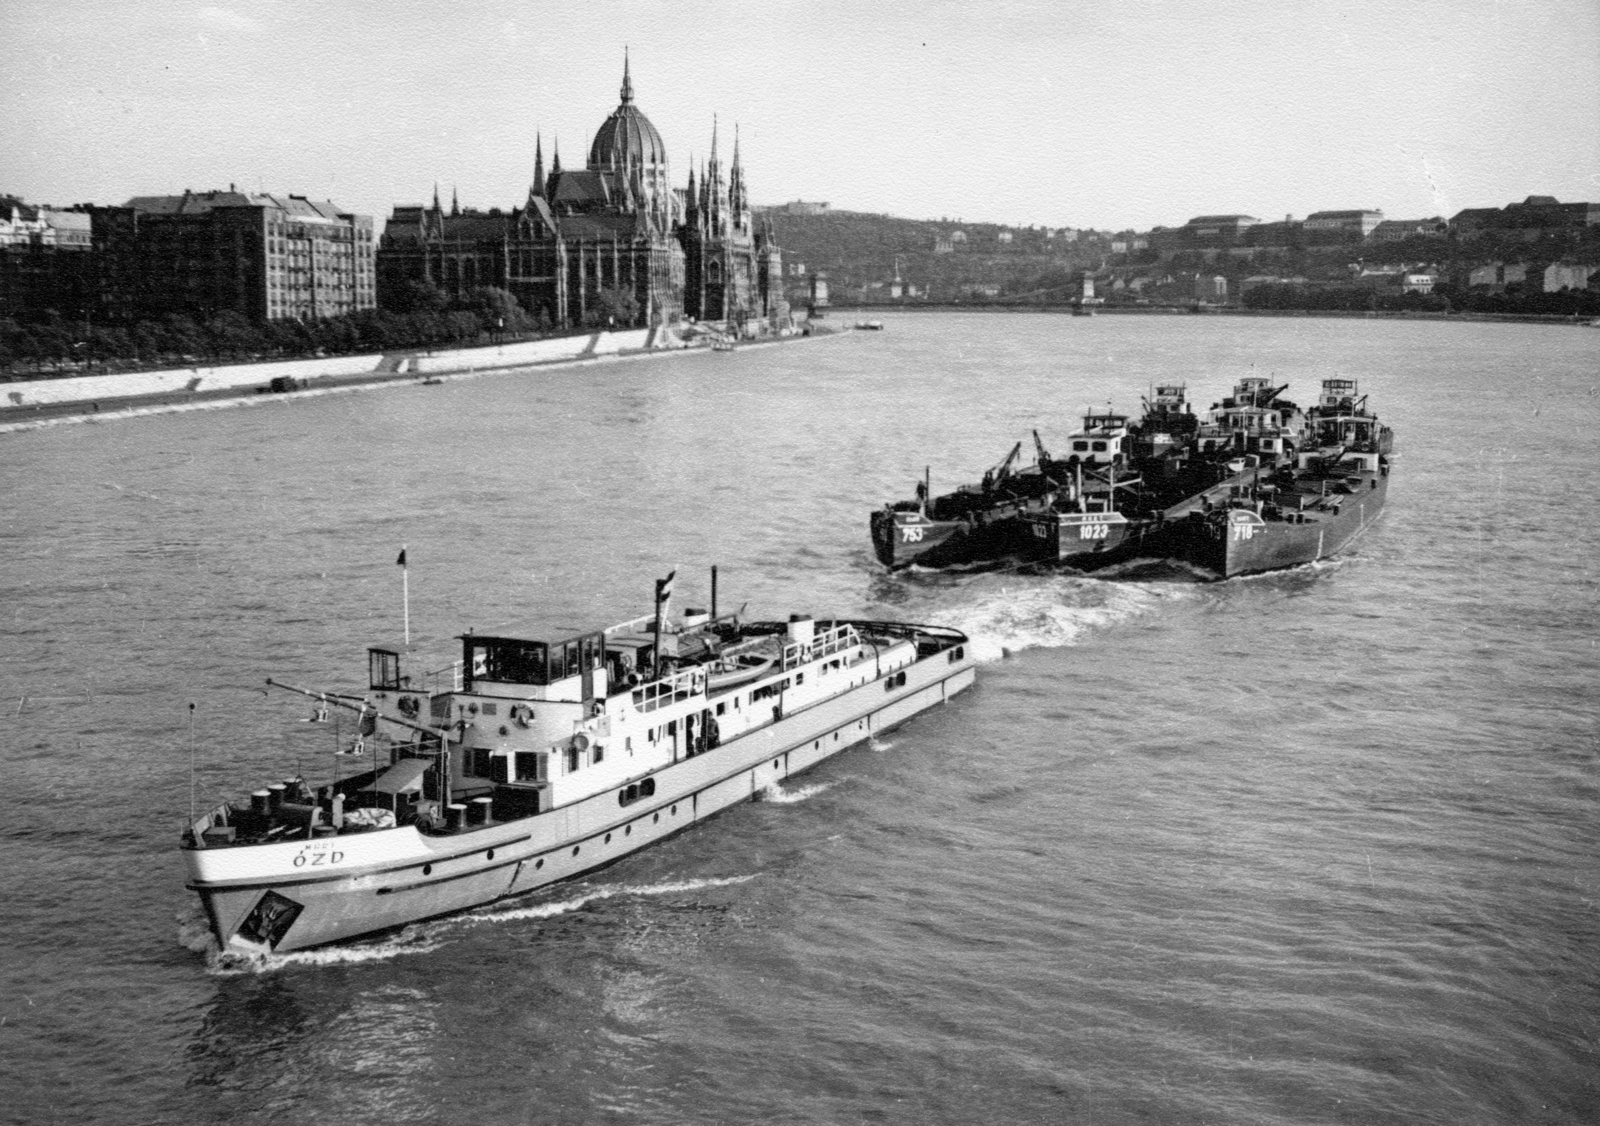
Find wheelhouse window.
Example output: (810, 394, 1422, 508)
(465, 638, 549, 687)
(369, 648, 401, 691)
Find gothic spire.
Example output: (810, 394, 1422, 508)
(530, 134, 546, 200)
(620, 47, 634, 104)
(451, 184, 459, 216)
(431, 182, 441, 212)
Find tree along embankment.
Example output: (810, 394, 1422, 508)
(0, 327, 664, 422)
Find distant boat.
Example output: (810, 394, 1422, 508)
(855, 320, 885, 331)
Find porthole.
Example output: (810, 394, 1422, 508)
(422, 864, 432, 876)
(653, 813, 660, 824)
(572, 846, 580, 856)
(486, 849, 495, 861)
(605, 833, 612, 844)
(625, 825, 632, 836)
(535, 858, 544, 870)
(671, 804, 678, 815)
(772, 759, 779, 769)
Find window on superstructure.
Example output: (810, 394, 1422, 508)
(566, 746, 580, 773)
(593, 745, 604, 765)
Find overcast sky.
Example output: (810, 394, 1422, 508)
(5, 0, 1597, 232)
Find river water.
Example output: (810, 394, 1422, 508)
(1, 312, 1596, 1125)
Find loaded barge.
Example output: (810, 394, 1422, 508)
(874, 376, 1392, 579)
(183, 577, 974, 955)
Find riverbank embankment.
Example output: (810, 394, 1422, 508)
(0, 325, 838, 434)
(828, 302, 1596, 327)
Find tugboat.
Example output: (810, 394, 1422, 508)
(182, 572, 975, 955)
(1163, 378, 1392, 577)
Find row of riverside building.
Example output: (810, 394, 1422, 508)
(1, 60, 787, 335)
(1135, 196, 1598, 257)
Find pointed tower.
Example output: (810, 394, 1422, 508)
(729, 124, 747, 232)
(528, 134, 546, 202)
(706, 117, 723, 234)
(426, 182, 444, 238)
(451, 185, 460, 217)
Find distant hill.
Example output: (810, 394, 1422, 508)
(758, 207, 1115, 306)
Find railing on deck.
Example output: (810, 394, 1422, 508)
(781, 623, 861, 671)
(425, 661, 463, 695)
(631, 667, 705, 713)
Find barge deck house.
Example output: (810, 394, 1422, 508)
(183, 602, 975, 955)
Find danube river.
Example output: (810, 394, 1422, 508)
(1, 313, 1596, 1125)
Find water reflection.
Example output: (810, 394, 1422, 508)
(187, 978, 443, 1123)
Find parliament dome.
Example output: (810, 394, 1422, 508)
(588, 59, 668, 169)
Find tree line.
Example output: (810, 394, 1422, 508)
(1, 282, 640, 376)
(1241, 282, 1600, 317)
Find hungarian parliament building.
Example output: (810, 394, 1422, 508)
(377, 61, 788, 333)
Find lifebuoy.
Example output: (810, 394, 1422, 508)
(573, 733, 591, 752)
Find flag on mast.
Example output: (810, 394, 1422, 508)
(398, 545, 411, 646)
(651, 568, 676, 678)
(655, 569, 676, 622)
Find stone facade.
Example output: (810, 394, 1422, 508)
(378, 62, 786, 334)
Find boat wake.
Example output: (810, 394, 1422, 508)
(200, 925, 446, 976)
(188, 875, 762, 974)
(464, 874, 760, 928)
(924, 573, 1186, 660)
(754, 780, 835, 804)
(868, 735, 896, 753)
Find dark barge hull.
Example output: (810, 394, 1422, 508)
(1169, 471, 1388, 578)
(870, 506, 1042, 570)
(1020, 511, 1168, 572)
